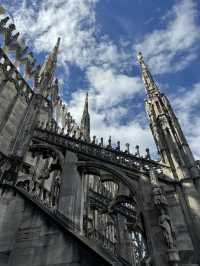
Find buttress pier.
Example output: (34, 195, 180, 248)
(0, 7, 200, 266)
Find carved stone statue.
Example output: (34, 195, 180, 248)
(149, 167, 158, 186)
(39, 166, 50, 181)
(152, 186, 167, 207)
(16, 167, 34, 192)
(52, 172, 61, 207)
(158, 209, 176, 249)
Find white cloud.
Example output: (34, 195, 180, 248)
(3, 0, 132, 73)
(171, 82, 200, 158)
(86, 66, 143, 109)
(172, 83, 200, 112)
(135, 0, 200, 74)
(6, 0, 97, 68)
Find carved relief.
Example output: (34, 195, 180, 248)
(14, 146, 62, 209)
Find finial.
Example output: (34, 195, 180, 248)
(55, 37, 61, 50)
(107, 136, 112, 149)
(125, 143, 130, 154)
(145, 148, 151, 160)
(137, 51, 147, 70)
(137, 51, 143, 62)
(100, 137, 103, 147)
(116, 141, 120, 151)
(135, 145, 140, 157)
(92, 135, 96, 144)
(50, 37, 61, 64)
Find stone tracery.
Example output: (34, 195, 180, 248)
(82, 169, 149, 264)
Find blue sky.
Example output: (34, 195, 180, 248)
(1, 0, 200, 159)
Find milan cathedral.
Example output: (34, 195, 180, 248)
(0, 5, 200, 266)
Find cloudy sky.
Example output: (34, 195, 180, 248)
(1, 0, 200, 159)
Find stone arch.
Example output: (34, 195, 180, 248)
(78, 160, 148, 262)
(77, 160, 137, 196)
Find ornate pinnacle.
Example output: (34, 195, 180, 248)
(38, 37, 61, 88)
(136, 51, 144, 64)
(54, 37, 61, 53)
(116, 141, 120, 151)
(135, 145, 140, 157)
(125, 143, 130, 154)
(145, 148, 151, 160)
(81, 92, 90, 142)
(137, 51, 159, 96)
(107, 136, 112, 149)
(84, 92, 89, 112)
(100, 137, 103, 147)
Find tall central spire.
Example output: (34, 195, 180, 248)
(81, 92, 90, 142)
(137, 52, 159, 97)
(137, 51, 198, 181)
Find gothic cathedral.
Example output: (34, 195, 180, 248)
(0, 6, 200, 266)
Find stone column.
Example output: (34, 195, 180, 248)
(116, 183, 133, 263)
(58, 150, 83, 231)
